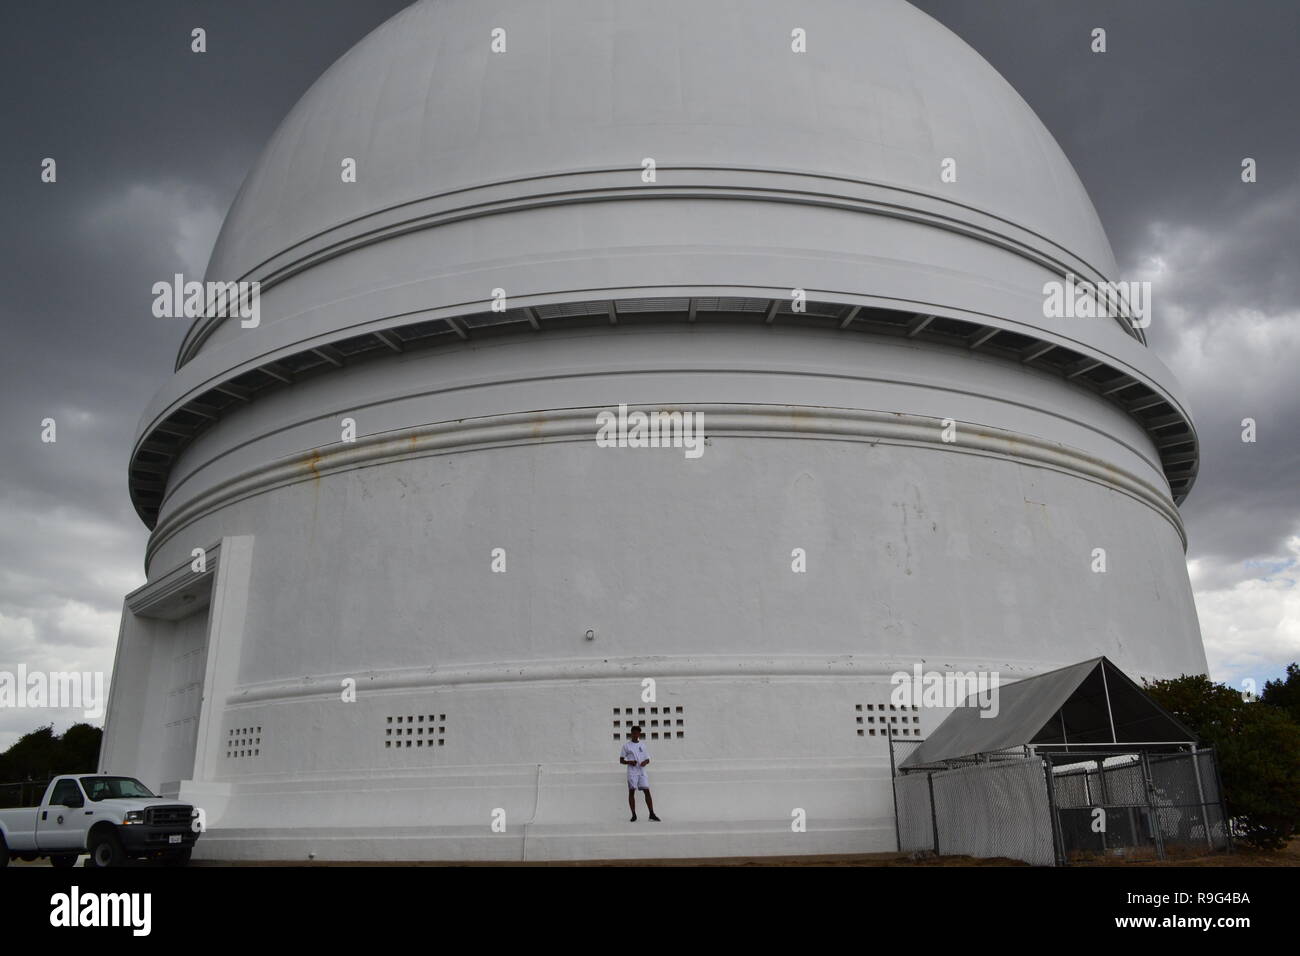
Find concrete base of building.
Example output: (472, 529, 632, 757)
(180, 759, 902, 862)
(192, 818, 897, 863)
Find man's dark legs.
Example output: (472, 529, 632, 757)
(629, 787, 660, 822)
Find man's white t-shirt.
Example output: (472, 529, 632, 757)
(621, 740, 649, 772)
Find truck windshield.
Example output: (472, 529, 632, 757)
(79, 777, 156, 801)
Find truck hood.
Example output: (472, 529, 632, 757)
(88, 798, 191, 812)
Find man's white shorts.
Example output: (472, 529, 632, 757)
(627, 769, 650, 791)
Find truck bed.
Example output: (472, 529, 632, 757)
(0, 808, 39, 852)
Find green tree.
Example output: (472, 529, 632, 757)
(1261, 663, 1300, 726)
(1145, 674, 1300, 850)
(56, 723, 104, 775)
(0, 723, 104, 783)
(0, 725, 59, 782)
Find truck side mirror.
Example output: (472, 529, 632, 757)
(65, 794, 84, 809)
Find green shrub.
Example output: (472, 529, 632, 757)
(1145, 673, 1300, 850)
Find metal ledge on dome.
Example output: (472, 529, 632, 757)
(1021, 342, 1057, 363)
(905, 314, 935, 337)
(213, 382, 252, 403)
(128, 296, 1200, 526)
(1127, 394, 1169, 414)
(260, 363, 294, 384)
(373, 330, 405, 352)
(1066, 359, 1104, 380)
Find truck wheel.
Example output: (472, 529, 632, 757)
(50, 854, 78, 869)
(0, 833, 8, 867)
(88, 830, 126, 868)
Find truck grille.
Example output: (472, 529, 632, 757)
(145, 805, 192, 827)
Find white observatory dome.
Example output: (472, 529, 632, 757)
(106, 0, 1206, 862)
(205, 0, 1117, 283)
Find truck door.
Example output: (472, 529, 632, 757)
(36, 779, 89, 852)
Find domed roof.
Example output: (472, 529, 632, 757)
(131, 0, 1199, 531)
(206, 0, 1116, 284)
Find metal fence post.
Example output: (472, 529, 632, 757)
(1208, 746, 1233, 853)
(1190, 748, 1213, 849)
(927, 771, 940, 856)
(1043, 754, 1065, 866)
(888, 732, 902, 853)
(1139, 751, 1166, 861)
(1095, 755, 1110, 856)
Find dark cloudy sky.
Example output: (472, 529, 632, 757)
(1, 1, 1296, 749)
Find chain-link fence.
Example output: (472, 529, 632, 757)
(890, 739, 1055, 865)
(931, 758, 1056, 865)
(1045, 748, 1230, 864)
(893, 768, 935, 854)
(890, 739, 1230, 866)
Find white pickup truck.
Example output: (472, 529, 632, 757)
(0, 774, 199, 868)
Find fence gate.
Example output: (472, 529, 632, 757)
(890, 738, 1056, 866)
(1044, 747, 1230, 864)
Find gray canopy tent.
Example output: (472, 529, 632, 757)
(899, 656, 1198, 770)
(891, 657, 1229, 864)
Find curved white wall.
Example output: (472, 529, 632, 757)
(125, 326, 1205, 860)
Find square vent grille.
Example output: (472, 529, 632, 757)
(856, 703, 922, 737)
(226, 725, 262, 758)
(385, 713, 446, 749)
(613, 705, 684, 741)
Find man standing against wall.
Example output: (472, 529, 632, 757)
(620, 726, 661, 823)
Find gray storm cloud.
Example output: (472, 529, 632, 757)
(1, 0, 1296, 747)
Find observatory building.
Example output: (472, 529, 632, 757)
(102, 0, 1207, 860)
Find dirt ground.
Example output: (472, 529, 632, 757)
(1066, 838, 1300, 868)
